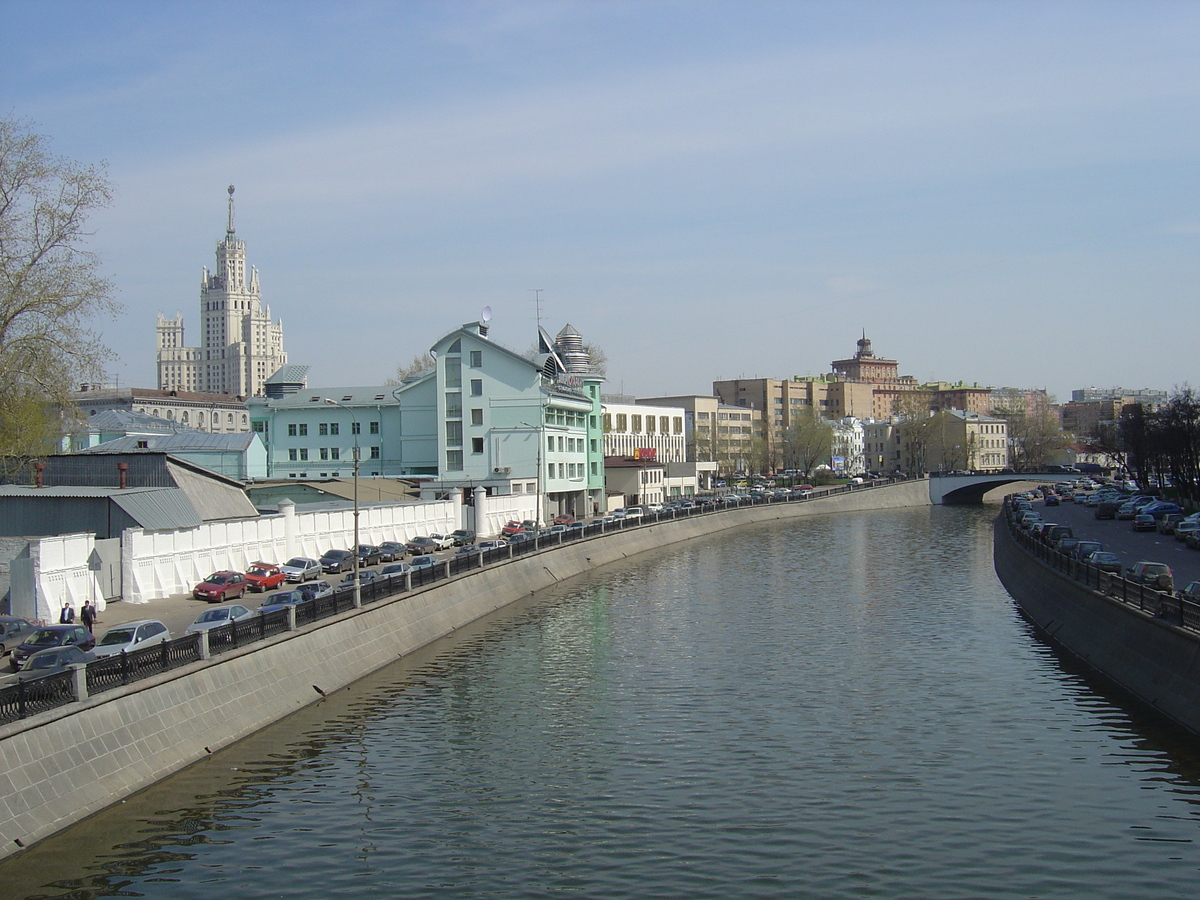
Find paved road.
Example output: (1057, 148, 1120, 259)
(1025, 494, 1200, 590)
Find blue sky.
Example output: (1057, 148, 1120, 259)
(3, 0, 1197, 403)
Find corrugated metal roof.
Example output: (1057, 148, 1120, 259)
(166, 460, 259, 521)
(111, 488, 203, 530)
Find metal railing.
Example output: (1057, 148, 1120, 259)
(1002, 497, 1200, 631)
(0, 477, 904, 725)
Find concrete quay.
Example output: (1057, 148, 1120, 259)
(0, 479, 930, 860)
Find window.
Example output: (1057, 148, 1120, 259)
(446, 392, 462, 418)
(591, 462, 598, 475)
(590, 439, 597, 452)
(660, 417, 670, 433)
(288, 424, 297, 436)
(319, 423, 328, 436)
(330, 423, 339, 436)
(369, 421, 379, 434)
(603, 413, 612, 431)
(320, 448, 329, 460)
(472, 437, 484, 454)
(631, 415, 642, 432)
(289, 449, 298, 461)
(330, 448, 340, 460)
(470, 379, 482, 396)
(673, 417, 683, 434)
(298, 424, 308, 436)
(445, 358, 462, 388)
(471, 408, 484, 426)
(446, 421, 462, 447)
(646, 417, 655, 434)
(299, 448, 308, 461)
(446, 449, 463, 471)
(448, 338, 461, 352)
(548, 436, 554, 453)
(557, 436, 565, 452)
(470, 350, 482, 367)
(616, 413, 627, 431)
(558, 463, 565, 479)
(251, 421, 264, 433)
(370, 446, 380, 459)
(351, 421, 361, 435)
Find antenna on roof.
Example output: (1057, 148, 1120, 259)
(227, 184, 236, 235)
(530, 288, 543, 332)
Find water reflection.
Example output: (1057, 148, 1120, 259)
(5, 506, 1200, 899)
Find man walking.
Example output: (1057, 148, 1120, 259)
(59, 602, 75, 624)
(80, 600, 96, 633)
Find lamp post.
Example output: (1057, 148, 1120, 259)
(325, 398, 360, 608)
(520, 420, 542, 529)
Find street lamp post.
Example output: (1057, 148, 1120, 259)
(325, 398, 361, 608)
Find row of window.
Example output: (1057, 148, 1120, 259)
(286, 421, 379, 437)
(604, 414, 685, 434)
(288, 447, 381, 461)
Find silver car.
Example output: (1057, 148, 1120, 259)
(93, 620, 171, 658)
(185, 604, 254, 634)
(16, 645, 96, 682)
(279, 557, 321, 582)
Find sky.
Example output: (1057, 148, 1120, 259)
(3, 0, 1198, 403)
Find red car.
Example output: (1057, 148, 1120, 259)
(500, 520, 525, 537)
(244, 562, 286, 593)
(193, 571, 248, 603)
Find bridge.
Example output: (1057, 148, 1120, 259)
(926, 472, 1076, 505)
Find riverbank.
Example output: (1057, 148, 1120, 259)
(992, 509, 1200, 735)
(0, 480, 931, 860)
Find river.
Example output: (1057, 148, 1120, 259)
(3, 505, 1200, 898)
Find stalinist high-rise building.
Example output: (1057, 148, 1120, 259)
(156, 186, 287, 398)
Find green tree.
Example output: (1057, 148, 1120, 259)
(991, 388, 1067, 472)
(1, 117, 118, 472)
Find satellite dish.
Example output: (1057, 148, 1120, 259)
(481, 306, 492, 323)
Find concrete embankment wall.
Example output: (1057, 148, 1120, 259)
(0, 480, 929, 859)
(993, 516, 1200, 734)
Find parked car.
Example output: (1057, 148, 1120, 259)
(553, 515, 577, 526)
(185, 604, 255, 634)
(1044, 494, 1060, 507)
(16, 645, 96, 682)
(1158, 514, 1186, 534)
(405, 536, 441, 554)
(320, 549, 355, 574)
(1178, 581, 1200, 604)
(427, 534, 456, 551)
(624, 508, 645, 520)
(1141, 501, 1184, 521)
(1056, 538, 1080, 556)
(478, 539, 508, 552)
(259, 589, 309, 613)
(450, 530, 475, 547)
(1132, 513, 1157, 532)
(193, 571, 248, 603)
(244, 562, 287, 593)
(1126, 561, 1174, 589)
(380, 563, 412, 582)
(9, 624, 96, 671)
(355, 545, 383, 567)
(297, 580, 335, 601)
(1071, 541, 1103, 561)
(0, 615, 39, 657)
(1086, 551, 1124, 573)
(500, 520, 525, 537)
(409, 554, 438, 572)
(280, 557, 321, 582)
(1175, 521, 1200, 542)
(93, 620, 171, 658)
(455, 544, 480, 556)
(337, 570, 382, 592)
(377, 541, 407, 562)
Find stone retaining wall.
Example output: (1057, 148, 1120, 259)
(993, 515, 1200, 735)
(0, 479, 929, 859)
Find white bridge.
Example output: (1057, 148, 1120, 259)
(925, 472, 1076, 505)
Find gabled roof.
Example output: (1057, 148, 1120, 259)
(81, 408, 200, 435)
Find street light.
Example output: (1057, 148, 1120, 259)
(325, 398, 360, 608)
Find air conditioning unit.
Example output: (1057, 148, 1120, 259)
(493, 466, 511, 474)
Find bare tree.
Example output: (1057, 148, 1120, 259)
(991, 388, 1066, 471)
(1, 117, 118, 471)
(779, 407, 833, 476)
(384, 352, 435, 385)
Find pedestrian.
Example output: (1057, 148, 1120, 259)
(59, 602, 75, 624)
(80, 600, 96, 633)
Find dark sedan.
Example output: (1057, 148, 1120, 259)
(9, 624, 96, 671)
(356, 544, 383, 567)
(320, 549, 355, 574)
(1, 615, 39, 656)
(377, 541, 407, 562)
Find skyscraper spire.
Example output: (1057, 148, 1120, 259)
(227, 184, 236, 236)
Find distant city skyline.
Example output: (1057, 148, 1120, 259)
(3, 1, 1196, 402)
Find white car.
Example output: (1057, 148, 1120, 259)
(279, 557, 321, 582)
(427, 533, 456, 551)
(93, 620, 171, 658)
(185, 605, 255, 634)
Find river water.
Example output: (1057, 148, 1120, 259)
(5, 505, 1200, 898)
